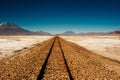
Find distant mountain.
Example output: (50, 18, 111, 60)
(61, 31, 76, 35)
(78, 32, 106, 35)
(36, 31, 51, 35)
(109, 29, 120, 34)
(0, 22, 51, 35)
(0, 22, 34, 35)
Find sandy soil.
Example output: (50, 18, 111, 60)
(1, 37, 120, 79)
(61, 36, 120, 62)
(0, 36, 53, 59)
(0, 38, 55, 79)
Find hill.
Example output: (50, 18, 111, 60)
(61, 31, 76, 36)
(0, 22, 51, 35)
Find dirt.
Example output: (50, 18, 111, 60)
(61, 36, 120, 62)
(0, 37, 55, 79)
(0, 36, 53, 59)
(42, 38, 70, 80)
(59, 37, 120, 79)
(0, 52, 2, 55)
(0, 36, 120, 80)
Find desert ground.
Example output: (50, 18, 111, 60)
(0, 36, 120, 79)
(0, 36, 53, 59)
(1, 35, 120, 61)
(61, 35, 120, 62)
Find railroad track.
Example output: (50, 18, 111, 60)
(37, 36, 73, 80)
(0, 36, 120, 80)
(59, 37, 120, 79)
(0, 37, 55, 79)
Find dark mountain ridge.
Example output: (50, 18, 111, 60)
(0, 22, 51, 35)
(61, 31, 76, 35)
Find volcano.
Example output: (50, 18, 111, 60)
(0, 22, 51, 35)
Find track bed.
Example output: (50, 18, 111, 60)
(38, 38, 71, 80)
(0, 36, 120, 80)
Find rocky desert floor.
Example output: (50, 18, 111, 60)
(0, 36, 120, 79)
(62, 35, 120, 62)
(0, 36, 53, 59)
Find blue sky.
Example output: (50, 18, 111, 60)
(0, 0, 120, 34)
